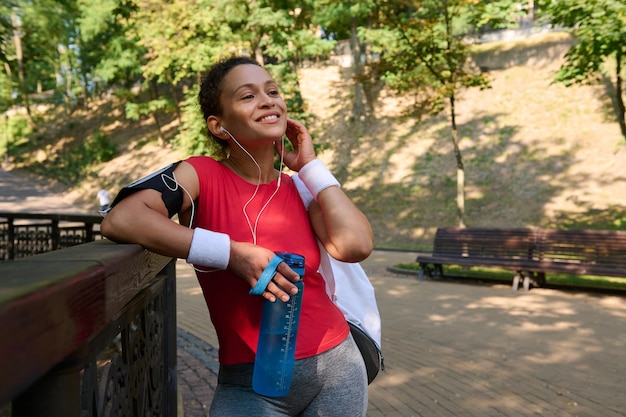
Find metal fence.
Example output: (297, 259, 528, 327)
(0, 212, 103, 261)
(0, 219, 177, 417)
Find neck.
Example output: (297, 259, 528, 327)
(224, 147, 278, 184)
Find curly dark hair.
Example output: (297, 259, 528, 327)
(198, 56, 262, 121)
(197, 56, 261, 157)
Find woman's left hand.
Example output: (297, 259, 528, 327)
(276, 118, 317, 172)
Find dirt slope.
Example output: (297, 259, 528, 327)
(17, 32, 626, 249)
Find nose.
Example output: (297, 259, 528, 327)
(259, 92, 276, 108)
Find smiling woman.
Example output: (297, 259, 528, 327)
(100, 55, 374, 416)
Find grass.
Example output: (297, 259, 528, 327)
(394, 262, 626, 291)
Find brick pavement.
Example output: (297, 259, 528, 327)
(176, 253, 626, 417)
(177, 330, 218, 417)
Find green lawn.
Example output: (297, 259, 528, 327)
(395, 263, 626, 292)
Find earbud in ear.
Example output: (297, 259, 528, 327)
(220, 126, 226, 133)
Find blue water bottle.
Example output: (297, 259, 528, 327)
(252, 252, 305, 397)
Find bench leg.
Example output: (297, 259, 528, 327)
(418, 267, 425, 281)
(418, 263, 430, 281)
(532, 272, 546, 287)
(512, 272, 521, 292)
(417, 263, 442, 281)
(513, 271, 534, 292)
(434, 264, 443, 277)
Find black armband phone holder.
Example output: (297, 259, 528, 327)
(107, 161, 184, 218)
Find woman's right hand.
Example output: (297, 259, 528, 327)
(228, 241, 301, 303)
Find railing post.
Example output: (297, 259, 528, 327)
(7, 218, 14, 260)
(164, 259, 178, 417)
(85, 222, 94, 242)
(51, 219, 59, 251)
(12, 350, 85, 417)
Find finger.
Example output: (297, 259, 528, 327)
(273, 273, 300, 295)
(285, 119, 302, 141)
(276, 262, 300, 282)
(263, 280, 293, 303)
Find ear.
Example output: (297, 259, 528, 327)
(207, 116, 226, 140)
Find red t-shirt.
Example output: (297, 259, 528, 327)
(185, 156, 349, 365)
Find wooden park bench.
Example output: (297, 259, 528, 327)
(415, 227, 626, 291)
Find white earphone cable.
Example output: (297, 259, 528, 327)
(223, 129, 284, 245)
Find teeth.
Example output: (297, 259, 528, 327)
(259, 115, 278, 122)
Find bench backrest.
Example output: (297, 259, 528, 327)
(433, 227, 538, 260)
(537, 229, 626, 268)
(431, 227, 626, 276)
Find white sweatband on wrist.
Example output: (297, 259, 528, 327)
(298, 159, 340, 200)
(186, 227, 230, 270)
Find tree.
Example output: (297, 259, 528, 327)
(362, 0, 490, 227)
(0, 1, 16, 112)
(545, 0, 626, 141)
(166, 0, 334, 155)
(313, 0, 380, 120)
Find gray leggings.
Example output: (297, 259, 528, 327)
(210, 334, 368, 416)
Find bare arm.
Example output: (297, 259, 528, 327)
(278, 119, 373, 262)
(308, 188, 373, 263)
(101, 161, 300, 302)
(100, 162, 199, 258)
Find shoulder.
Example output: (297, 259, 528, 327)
(185, 155, 219, 169)
(182, 157, 225, 182)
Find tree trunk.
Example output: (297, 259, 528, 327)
(615, 52, 626, 141)
(148, 80, 165, 146)
(12, 13, 32, 120)
(349, 17, 365, 120)
(449, 95, 466, 228)
(255, 46, 264, 65)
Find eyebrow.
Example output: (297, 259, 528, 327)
(233, 80, 278, 94)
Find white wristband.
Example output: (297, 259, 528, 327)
(298, 159, 340, 200)
(186, 228, 230, 270)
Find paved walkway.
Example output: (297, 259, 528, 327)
(0, 168, 91, 214)
(3, 168, 626, 416)
(176, 255, 626, 417)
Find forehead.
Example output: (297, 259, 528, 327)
(221, 64, 275, 93)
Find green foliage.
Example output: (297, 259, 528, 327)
(0, 71, 13, 113)
(77, 0, 144, 86)
(468, 0, 530, 31)
(30, 129, 117, 184)
(544, 0, 626, 140)
(131, 0, 227, 84)
(84, 129, 117, 163)
(362, 0, 491, 111)
(545, 0, 626, 85)
(174, 85, 225, 158)
(125, 98, 176, 121)
(1, 114, 31, 158)
(313, 0, 378, 41)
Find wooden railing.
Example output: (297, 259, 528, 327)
(0, 239, 178, 416)
(0, 211, 104, 261)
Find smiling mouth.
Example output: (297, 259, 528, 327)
(257, 114, 279, 122)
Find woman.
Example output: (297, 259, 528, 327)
(101, 56, 374, 416)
